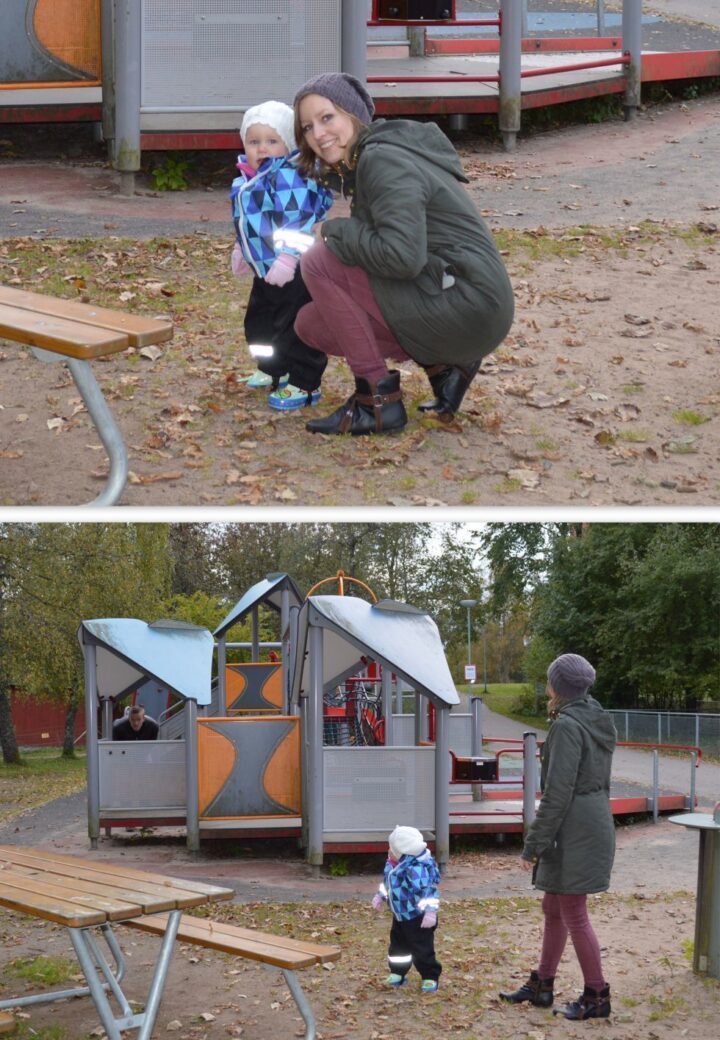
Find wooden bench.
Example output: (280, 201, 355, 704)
(124, 912, 341, 1040)
(0, 285, 172, 506)
(0, 1012, 15, 1035)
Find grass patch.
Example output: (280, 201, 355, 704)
(4, 955, 77, 987)
(455, 683, 547, 729)
(672, 410, 710, 426)
(619, 430, 651, 443)
(0, 749, 87, 822)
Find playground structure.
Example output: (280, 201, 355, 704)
(81, 571, 701, 868)
(3, 2, 720, 186)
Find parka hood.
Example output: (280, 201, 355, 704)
(557, 695, 617, 753)
(356, 119, 468, 183)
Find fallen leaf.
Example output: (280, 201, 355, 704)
(139, 345, 163, 361)
(128, 470, 184, 484)
(526, 392, 569, 409)
(507, 468, 540, 489)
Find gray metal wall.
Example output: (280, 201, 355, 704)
(323, 747, 435, 833)
(99, 740, 186, 810)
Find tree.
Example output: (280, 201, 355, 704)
(2, 524, 172, 757)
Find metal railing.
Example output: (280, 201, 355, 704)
(609, 709, 720, 757)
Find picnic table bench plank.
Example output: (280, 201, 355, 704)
(0, 302, 129, 359)
(0, 1010, 16, 1034)
(0, 286, 173, 347)
(0, 848, 208, 911)
(0, 880, 106, 928)
(125, 913, 341, 970)
(0, 867, 142, 921)
(0, 847, 231, 903)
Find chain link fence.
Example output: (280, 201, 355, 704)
(608, 710, 720, 757)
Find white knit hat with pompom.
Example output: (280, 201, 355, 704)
(389, 825, 426, 858)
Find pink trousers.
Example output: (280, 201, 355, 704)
(295, 239, 411, 382)
(537, 892, 605, 990)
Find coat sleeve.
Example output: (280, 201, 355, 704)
(322, 145, 431, 279)
(522, 719, 584, 862)
(416, 860, 440, 912)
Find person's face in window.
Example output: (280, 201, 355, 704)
(299, 95, 358, 166)
(129, 710, 145, 732)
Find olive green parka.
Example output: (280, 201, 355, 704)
(522, 695, 617, 895)
(321, 119, 514, 367)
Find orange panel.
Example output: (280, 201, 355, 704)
(33, 0, 102, 80)
(197, 724, 237, 817)
(262, 721, 301, 813)
(226, 663, 283, 712)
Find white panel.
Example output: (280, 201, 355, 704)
(99, 741, 186, 810)
(323, 747, 435, 832)
(392, 715, 414, 745)
(141, 0, 341, 115)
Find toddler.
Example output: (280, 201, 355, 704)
(372, 825, 442, 993)
(230, 100, 333, 409)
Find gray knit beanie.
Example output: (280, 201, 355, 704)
(547, 653, 596, 700)
(294, 73, 375, 125)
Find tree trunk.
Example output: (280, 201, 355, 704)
(62, 695, 78, 758)
(0, 685, 21, 765)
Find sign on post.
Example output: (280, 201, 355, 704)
(464, 664, 477, 683)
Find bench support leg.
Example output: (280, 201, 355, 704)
(67, 357, 128, 507)
(281, 969, 316, 1040)
(0, 923, 126, 1011)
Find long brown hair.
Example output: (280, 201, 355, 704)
(293, 100, 367, 179)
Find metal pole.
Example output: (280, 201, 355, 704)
(408, 25, 425, 57)
(499, 0, 522, 151)
(466, 607, 472, 670)
(414, 692, 423, 744)
(521, 0, 528, 38)
(622, 0, 642, 121)
(434, 705, 450, 870)
(306, 625, 324, 866)
(522, 731, 538, 831)
(83, 639, 100, 849)
(185, 698, 199, 850)
(483, 626, 488, 692)
(113, 0, 142, 195)
(689, 751, 697, 810)
(471, 696, 483, 804)
(382, 667, 393, 746)
(281, 588, 290, 713)
(251, 606, 259, 662)
(217, 635, 227, 714)
(341, 0, 367, 85)
(101, 698, 113, 741)
(597, 0, 607, 36)
(66, 358, 127, 507)
(652, 749, 659, 823)
(394, 677, 403, 716)
(100, 0, 116, 150)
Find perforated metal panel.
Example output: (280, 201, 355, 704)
(141, 0, 342, 116)
(99, 741, 186, 810)
(392, 714, 414, 746)
(323, 747, 435, 832)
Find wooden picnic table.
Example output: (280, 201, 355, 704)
(0, 845, 232, 1040)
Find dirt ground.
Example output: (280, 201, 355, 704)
(1, 95, 719, 507)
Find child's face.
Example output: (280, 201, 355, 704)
(243, 123, 288, 170)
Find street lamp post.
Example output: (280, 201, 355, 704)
(482, 624, 488, 692)
(459, 599, 477, 682)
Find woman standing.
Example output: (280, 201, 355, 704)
(291, 73, 514, 436)
(500, 653, 617, 1020)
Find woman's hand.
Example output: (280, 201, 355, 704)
(519, 856, 534, 872)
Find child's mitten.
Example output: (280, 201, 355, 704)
(231, 242, 250, 276)
(371, 894, 385, 911)
(420, 911, 437, 929)
(265, 253, 298, 286)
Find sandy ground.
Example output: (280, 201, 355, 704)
(1, 95, 719, 507)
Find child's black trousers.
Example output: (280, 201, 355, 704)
(244, 269, 327, 392)
(388, 916, 442, 982)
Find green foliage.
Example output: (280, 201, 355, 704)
(681, 938, 694, 963)
(5, 955, 76, 986)
(328, 855, 350, 877)
(672, 410, 710, 426)
(151, 156, 189, 191)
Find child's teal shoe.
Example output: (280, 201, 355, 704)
(385, 973, 407, 987)
(421, 980, 439, 994)
(268, 384, 321, 411)
(246, 370, 288, 389)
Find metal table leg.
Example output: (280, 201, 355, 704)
(281, 969, 316, 1040)
(30, 348, 128, 507)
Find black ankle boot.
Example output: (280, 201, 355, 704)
(499, 971, 554, 1008)
(306, 371, 407, 436)
(417, 359, 482, 420)
(554, 984, 611, 1020)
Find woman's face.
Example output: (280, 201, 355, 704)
(298, 94, 358, 165)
